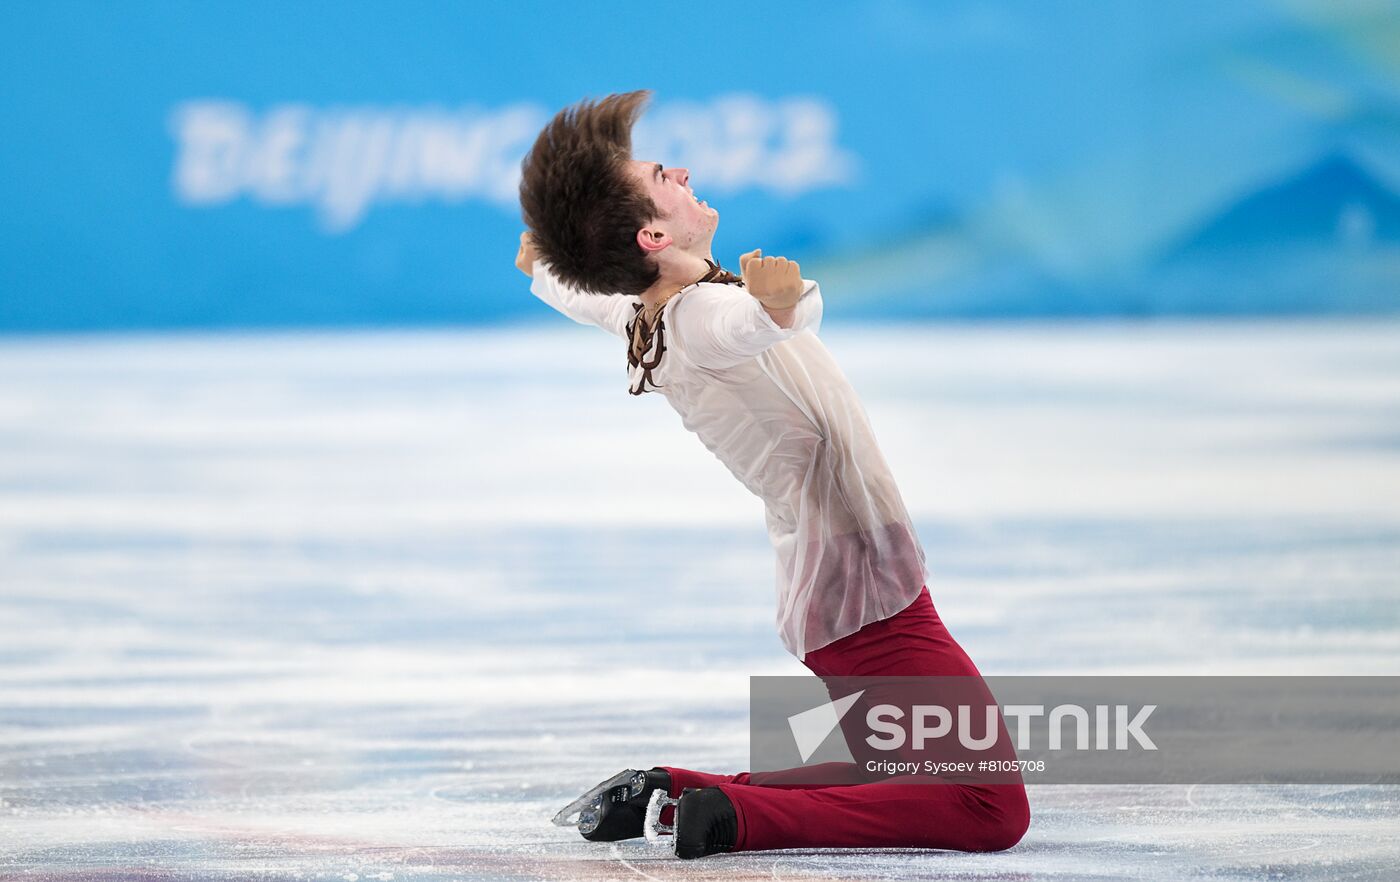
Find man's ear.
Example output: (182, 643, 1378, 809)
(636, 226, 672, 255)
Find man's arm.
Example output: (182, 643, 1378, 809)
(515, 231, 639, 339)
(666, 251, 823, 371)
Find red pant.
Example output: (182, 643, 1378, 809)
(663, 586, 1030, 852)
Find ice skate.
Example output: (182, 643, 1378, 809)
(673, 786, 737, 859)
(551, 767, 672, 842)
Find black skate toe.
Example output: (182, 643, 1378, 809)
(579, 767, 672, 842)
(673, 786, 737, 859)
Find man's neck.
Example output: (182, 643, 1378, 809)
(639, 251, 713, 309)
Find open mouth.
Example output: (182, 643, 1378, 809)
(686, 186, 708, 209)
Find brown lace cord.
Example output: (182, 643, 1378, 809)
(626, 300, 667, 395)
(626, 258, 743, 395)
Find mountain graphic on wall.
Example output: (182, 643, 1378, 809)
(1141, 153, 1400, 314)
(1161, 153, 1400, 259)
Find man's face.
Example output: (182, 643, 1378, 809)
(627, 159, 718, 255)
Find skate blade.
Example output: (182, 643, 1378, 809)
(643, 789, 679, 844)
(550, 769, 644, 828)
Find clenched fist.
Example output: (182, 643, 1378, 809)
(515, 231, 538, 277)
(739, 249, 803, 311)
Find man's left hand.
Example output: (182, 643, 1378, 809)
(741, 251, 803, 311)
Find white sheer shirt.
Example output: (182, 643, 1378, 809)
(530, 260, 927, 658)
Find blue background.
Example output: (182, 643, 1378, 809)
(2, 0, 1399, 332)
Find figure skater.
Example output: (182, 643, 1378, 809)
(515, 90, 1028, 860)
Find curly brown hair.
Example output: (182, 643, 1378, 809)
(518, 90, 661, 297)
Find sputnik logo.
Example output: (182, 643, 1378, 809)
(787, 690, 865, 763)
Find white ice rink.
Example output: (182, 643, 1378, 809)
(2, 321, 1399, 880)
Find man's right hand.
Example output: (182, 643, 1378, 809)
(516, 232, 538, 278)
(739, 249, 803, 311)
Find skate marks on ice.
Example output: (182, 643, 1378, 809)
(1, 323, 1400, 880)
(420, 783, 1400, 882)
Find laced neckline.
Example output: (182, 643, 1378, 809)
(626, 258, 744, 395)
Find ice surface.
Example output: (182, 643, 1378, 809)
(1, 321, 1398, 880)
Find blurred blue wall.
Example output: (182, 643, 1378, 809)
(2, 0, 1398, 332)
